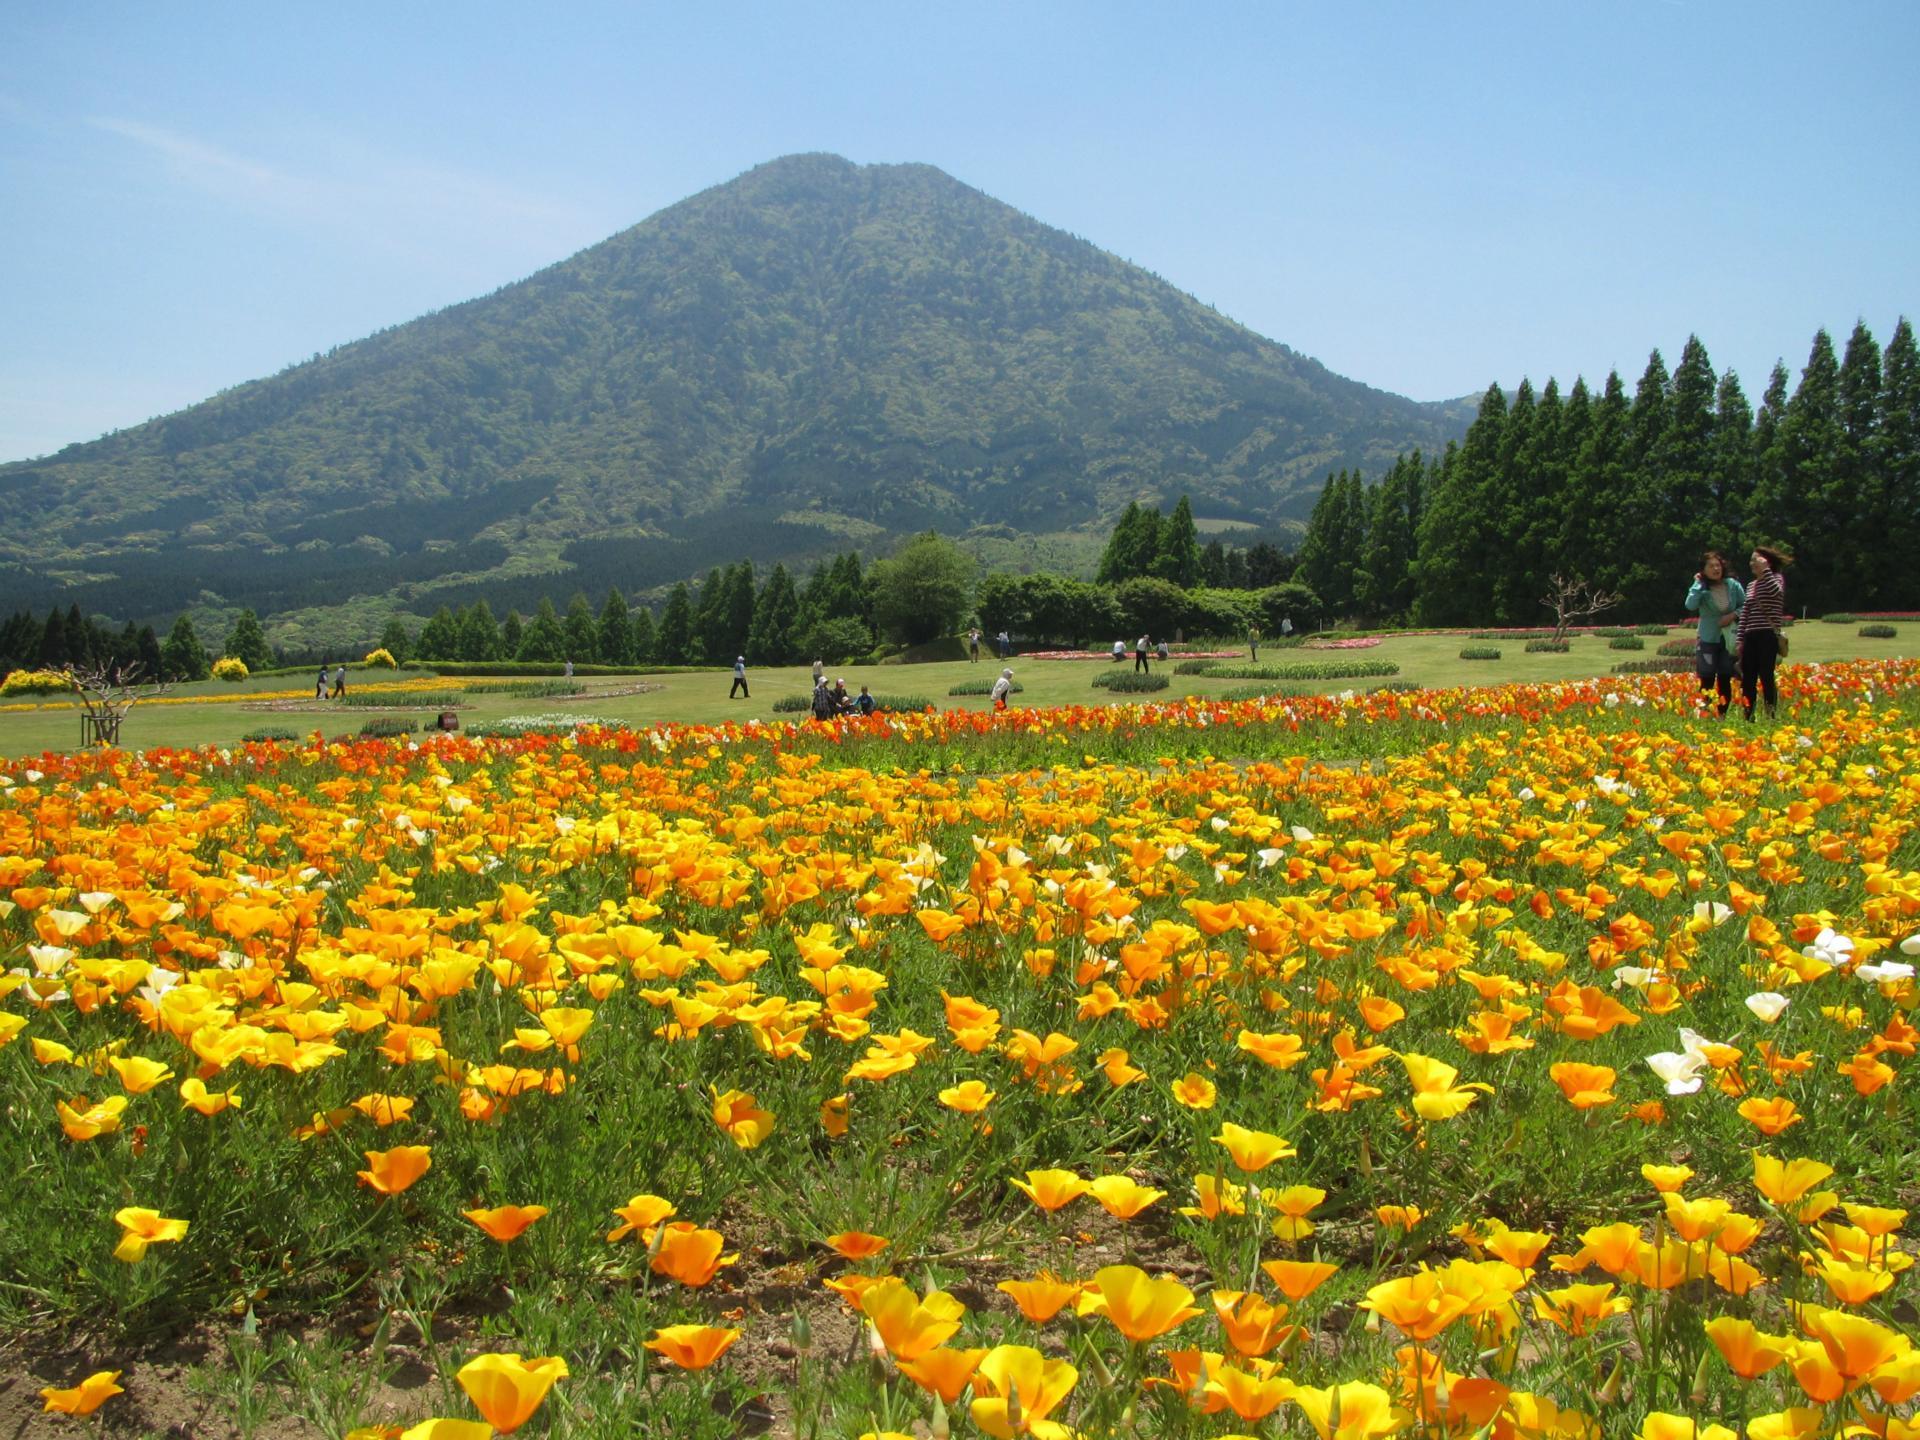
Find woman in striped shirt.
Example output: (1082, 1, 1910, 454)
(1736, 545, 1790, 721)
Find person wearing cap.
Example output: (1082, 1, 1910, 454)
(990, 667, 1014, 711)
(831, 677, 852, 713)
(729, 655, 749, 698)
(810, 676, 835, 721)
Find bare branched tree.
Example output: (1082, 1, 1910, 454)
(60, 660, 172, 748)
(1540, 573, 1624, 643)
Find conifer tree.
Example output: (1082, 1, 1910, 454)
(747, 563, 800, 664)
(223, 609, 273, 671)
(597, 589, 633, 665)
(1748, 361, 1792, 550)
(1644, 336, 1718, 611)
(562, 593, 599, 663)
(1708, 369, 1754, 553)
(722, 562, 757, 661)
(378, 618, 413, 665)
(1836, 321, 1885, 600)
(1776, 331, 1843, 610)
(517, 597, 566, 662)
(1877, 319, 1920, 606)
(654, 583, 696, 663)
(691, 568, 726, 658)
(1559, 372, 1631, 594)
(38, 605, 69, 667)
(416, 606, 460, 661)
(1486, 378, 1537, 622)
(499, 612, 523, 660)
(629, 606, 657, 664)
(1355, 454, 1417, 621)
(459, 601, 502, 662)
(160, 613, 210, 681)
(1508, 379, 1568, 621)
(1155, 495, 1203, 589)
(1200, 539, 1229, 588)
(1415, 386, 1506, 625)
(1294, 471, 1350, 617)
(137, 625, 163, 679)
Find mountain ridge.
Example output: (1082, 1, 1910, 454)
(0, 152, 1470, 632)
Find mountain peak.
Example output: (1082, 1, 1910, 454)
(0, 156, 1466, 631)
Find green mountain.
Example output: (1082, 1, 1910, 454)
(0, 153, 1468, 634)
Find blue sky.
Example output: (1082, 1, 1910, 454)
(3, 1, 1916, 463)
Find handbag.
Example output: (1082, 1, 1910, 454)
(1777, 630, 1789, 658)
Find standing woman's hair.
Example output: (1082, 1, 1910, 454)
(1753, 545, 1792, 572)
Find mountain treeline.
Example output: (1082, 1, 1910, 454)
(1294, 320, 1920, 624)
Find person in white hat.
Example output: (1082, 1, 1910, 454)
(990, 667, 1014, 711)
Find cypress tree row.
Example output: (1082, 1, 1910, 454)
(1297, 319, 1919, 625)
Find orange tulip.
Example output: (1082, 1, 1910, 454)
(644, 1324, 741, 1369)
(454, 1352, 568, 1432)
(462, 1205, 548, 1243)
(357, 1145, 432, 1196)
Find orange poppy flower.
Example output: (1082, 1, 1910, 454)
(357, 1145, 432, 1196)
(462, 1205, 549, 1243)
(644, 1325, 740, 1370)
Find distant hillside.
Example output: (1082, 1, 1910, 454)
(0, 153, 1468, 631)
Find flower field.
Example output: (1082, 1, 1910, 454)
(3, 660, 1918, 1439)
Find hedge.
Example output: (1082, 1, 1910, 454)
(1469, 630, 1553, 641)
(1609, 636, 1646, 651)
(1612, 658, 1693, 674)
(358, 717, 418, 737)
(1860, 624, 1898, 639)
(1657, 640, 1696, 657)
(1091, 671, 1171, 692)
(1180, 660, 1400, 681)
(1524, 639, 1570, 653)
(1458, 647, 1502, 661)
(240, 727, 300, 743)
(413, 661, 711, 677)
(769, 694, 934, 714)
(948, 680, 1024, 696)
(1635, 624, 1671, 636)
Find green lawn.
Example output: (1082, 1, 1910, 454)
(3, 624, 1914, 758)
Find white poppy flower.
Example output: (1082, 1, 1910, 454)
(1291, 825, 1316, 843)
(1645, 1050, 1706, 1095)
(1900, 934, 1920, 957)
(1856, 961, 1916, 984)
(1692, 902, 1734, 927)
(1744, 992, 1790, 1023)
(1801, 928, 1855, 968)
(1255, 848, 1283, 869)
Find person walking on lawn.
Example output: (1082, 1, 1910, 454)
(1134, 635, 1151, 674)
(990, 667, 1015, 711)
(331, 664, 347, 698)
(729, 655, 749, 699)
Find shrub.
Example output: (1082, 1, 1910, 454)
(1612, 658, 1693, 674)
(1469, 629, 1553, 640)
(1458, 646, 1501, 661)
(0, 668, 71, 697)
(1657, 639, 1696, 657)
(1860, 623, 1898, 638)
(363, 648, 398, 669)
(1091, 671, 1171, 692)
(1524, 639, 1571, 653)
(337, 690, 465, 709)
(772, 693, 933, 714)
(1820, 613, 1860, 625)
(459, 680, 586, 697)
(211, 657, 250, 682)
(1608, 636, 1646, 651)
(1372, 680, 1422, 693)
(240, 727, 299, 743)
(357, 717, 416, 737)
(1635, 623, 1670, 635)
(948, 680, 1024, 696)
(1182, 660, 1400, 681)
(465, 713, 595, 737)
(1216, 682, 1307, 701)
(416, 661, 706, 677)
(795, 616, 877, 666)
(1593, 627, 1634, 639)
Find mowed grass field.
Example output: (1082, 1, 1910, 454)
(3, 624, 1915, 759)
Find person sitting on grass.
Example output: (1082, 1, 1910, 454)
(1112, 639, 1126, 662)
(855, 684, 876, 716)
(831, 677, 852, 713)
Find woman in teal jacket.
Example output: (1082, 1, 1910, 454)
(1685, 550, 1745, 717)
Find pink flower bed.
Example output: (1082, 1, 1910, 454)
(1023, 649, 1245, 661)
(1301, 636, 1383, 650)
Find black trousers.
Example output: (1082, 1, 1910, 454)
(1134, 652, 1149, 672)
(729, 677, 748, 697)
(1740, 630, 1780, 716)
